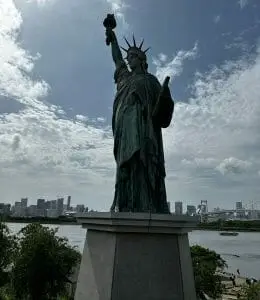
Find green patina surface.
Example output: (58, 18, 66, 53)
(104, 15, 173, 213)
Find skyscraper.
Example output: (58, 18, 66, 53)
(21, 198, 28, 208)
(67, 196, 71, 210)
(36, 199, 46, 217)
(20, 198, 28, 217)
(76, 204, 85, 213)
(57, 198, 64, 216)
(50, 200, 57, 210)
(236, 201, 243, 210)
(200, 200, 208, 214)
(186, 205, 196, 216)
(37, 198, 45, 209)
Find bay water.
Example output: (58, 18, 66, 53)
(7, 223, 260, 279)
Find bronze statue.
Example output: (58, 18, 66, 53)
(103, 14, 174, 213)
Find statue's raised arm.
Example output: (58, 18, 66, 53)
(103, 14, 124, 67)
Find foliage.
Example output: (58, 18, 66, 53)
(1, 221, 237, 300)
(198, 220, 260, 231)
(0, 285, 16, 300)
(5, 216, 77, 225)
(11, 223, 81, 300)
(191, 245, 227, 299)
(0, 222, 17, 289)
(239, 282, 260, 300)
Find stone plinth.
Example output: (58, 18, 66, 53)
(75, 212, 198, 300)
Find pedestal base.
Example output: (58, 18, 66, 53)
(75, 213, 198, 300)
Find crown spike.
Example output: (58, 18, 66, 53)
(139, 39, 144, 49)
(120, 46, 128, 52)
(144, 47, 150, 53)
(124, 37, 131, 48)
(133, 34, 136, 47)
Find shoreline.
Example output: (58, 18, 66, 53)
(2, 218, 79, 226)
(194, 227, 260, 232)
(2, 218, 260, 232)
(219, 271, 259, 299)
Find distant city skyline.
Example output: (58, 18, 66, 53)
(1, 197, 260, 222)
(2, 197, 259, 212)
(0, 195, 90, 218)
(3, 196, 260, 211)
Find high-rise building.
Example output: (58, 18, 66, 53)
(76, 204, 85, 213)
(28, 205, 37, 217)
(0, 203, 11, 215)
(67, 196, 71, 210)
(14, 202, 22, 217)
(57, 198, 64, 216)
(45, 201, 51, 210)
(46, 209, 58, 218)
(236, 201, 243, 210)
(50, 200, 57, 210)
(175, 202, 183, 215)
(20, 198, 28, 217)
(21, 198, 28, 208)
(200, 200, 208, 214)
(36, 199, 46, 217)
(186, 205, 196, 216)
(37, 198, 45, 209)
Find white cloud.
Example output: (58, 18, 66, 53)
(216, 158, 252, 175)
(0, 1, 49, 107)
(181, 158, 218, 168)
(0, 0, 114, 210)
(75, 115, 88, 123)
(161, 44, 260, 207)
(152, 43, 198, 83)
(26, 0, 56, 6)
(238, 0, 249, 9)
(97, 117, 106, 123)
(213, 15, 221, 24)
(106, 0, 129, 29)
(158, 53, 168, 62)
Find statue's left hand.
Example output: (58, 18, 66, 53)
(161, 77, 172, 99)
(161, 85, 171, 99)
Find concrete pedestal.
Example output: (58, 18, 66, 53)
(75, 212, 198, 300)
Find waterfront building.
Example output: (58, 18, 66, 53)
(186, 205, 196, 216)
(175, 201, 183, 215)
(57, 198, 64, 216)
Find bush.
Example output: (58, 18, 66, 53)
(11, 223, 81, 300)
(191, 245, 227, 299)
(0, 222, 17, 289)
(239, 282, 260, 300)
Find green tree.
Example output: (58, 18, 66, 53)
(239, 282, 260, 300)
(191, 245, 227, 299)
(0, 222, 17, 289)
(11, 223, 81, 300)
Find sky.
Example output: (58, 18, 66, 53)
(1, 0, 260, 211)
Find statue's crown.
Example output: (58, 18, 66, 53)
(121, 35, 150, 61)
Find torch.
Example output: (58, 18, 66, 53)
(103, 14, 117, 46)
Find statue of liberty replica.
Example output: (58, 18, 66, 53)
(75, 16, 197, 299)
(103, 14, 174, 213)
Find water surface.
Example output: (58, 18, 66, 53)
(8, 223, 260, 279)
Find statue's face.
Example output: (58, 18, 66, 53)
(127, 51, 141, 70)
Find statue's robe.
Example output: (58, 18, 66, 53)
(111, 61, 170, 213)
